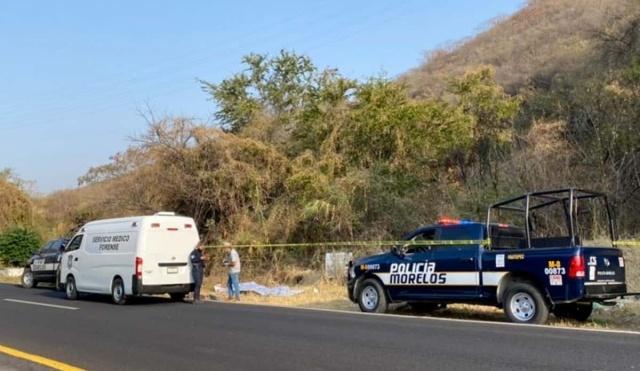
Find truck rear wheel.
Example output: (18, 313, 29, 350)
(111, 277, 126, 305)
(357, 278, 388, 313)
(504, 282, 549, 324)
(553, 302, 593, 322)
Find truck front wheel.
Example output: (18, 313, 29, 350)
(504, 282, 549, 324)
(357, 278, 388, 313)
(21, 267, 37, 289)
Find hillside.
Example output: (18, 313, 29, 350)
(401, 0, 637, 97)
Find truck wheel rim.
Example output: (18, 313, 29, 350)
(66, 281, 74, 297)
(23, 272, 32, 286)
(361, 286, 379, 310)
(510, 292, 536, 321)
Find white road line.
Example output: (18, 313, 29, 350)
(3, 299, 79, 310)
(207, 300, 640, 336)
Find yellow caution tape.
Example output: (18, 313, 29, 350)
(205, 239, 491, 249)
(205, 239, 640, 249)
(615, 240, 640, 247)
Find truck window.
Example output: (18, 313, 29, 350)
(65, 235, 83, 252)
(46, 240, 64, 252)
(39, 241, 54, 252)
(439, 225, 482, 241)
(489, 226, 525, 250)
(406, 229, 436, 254)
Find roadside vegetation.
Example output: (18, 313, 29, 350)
(0, 171, 42, 267)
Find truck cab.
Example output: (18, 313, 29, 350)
(347, 189, 629, 324)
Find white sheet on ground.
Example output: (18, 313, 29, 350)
(214, 281, 304, 297)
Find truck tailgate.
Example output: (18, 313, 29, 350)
(583, 247, 626, 297)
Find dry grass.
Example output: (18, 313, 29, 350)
(0, 276, 19, 285)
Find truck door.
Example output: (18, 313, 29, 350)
(387, 228, 437, 301)
(427, 224, 481, 299)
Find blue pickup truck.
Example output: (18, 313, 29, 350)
(347, 189, 631, 324)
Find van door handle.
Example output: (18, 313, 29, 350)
(459, 257, 474, 262)
(74, 257, 78, 261)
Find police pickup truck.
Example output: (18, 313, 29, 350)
(347, 189, 632, 324)
(21, 238, 69, 289)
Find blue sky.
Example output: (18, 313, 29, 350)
(0, 1, 524, 193)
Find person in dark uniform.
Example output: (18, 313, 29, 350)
(189, 242, 207, 304)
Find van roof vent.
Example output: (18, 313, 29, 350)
(154, 211, 176, 216)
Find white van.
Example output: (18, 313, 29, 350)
(58, 212, 199, 304)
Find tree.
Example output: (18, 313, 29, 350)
(448, 67, 521, 189)
(0, 176, 34, 231)
(200, 50, 316, 134)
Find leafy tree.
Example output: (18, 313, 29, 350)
(0, 227, 41, 267)
(200, 50, 316, 134)
(0, 176, 33, 231)
(448, 67, 521, 189)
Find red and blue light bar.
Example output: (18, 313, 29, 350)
(437, 218, 476, 225)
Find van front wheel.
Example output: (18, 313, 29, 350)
(65, 276, 78, 300)
(111, 277, 126, 305)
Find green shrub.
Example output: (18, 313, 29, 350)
(0, 227, 41, 267)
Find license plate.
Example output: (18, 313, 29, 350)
(167, 267, 178, 274)
(32, 259, 46, 271)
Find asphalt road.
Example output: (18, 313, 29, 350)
(0, 284, 638, 370)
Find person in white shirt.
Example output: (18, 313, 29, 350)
(223, 243, 241, 301)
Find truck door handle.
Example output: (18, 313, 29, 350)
(459, 257, 474, 262)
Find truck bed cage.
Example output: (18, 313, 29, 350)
(486, 188, 615, 249)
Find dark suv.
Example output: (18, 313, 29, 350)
(22, 238, 69, 288)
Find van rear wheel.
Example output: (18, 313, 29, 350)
(111, 277, 126, 305)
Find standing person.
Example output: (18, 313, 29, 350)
(223, 243, 241, 301)
(190, 241, 207, 304)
